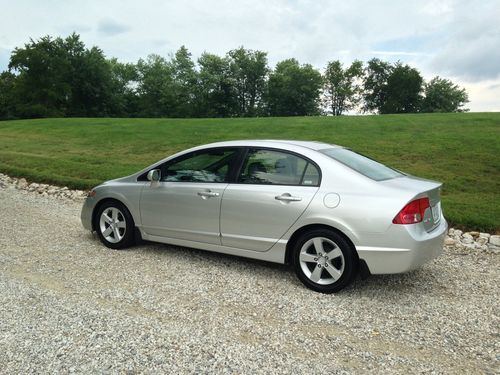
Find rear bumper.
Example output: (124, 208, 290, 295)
(357, 219, 447, 274)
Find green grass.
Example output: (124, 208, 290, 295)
(0, 113, 499, 232)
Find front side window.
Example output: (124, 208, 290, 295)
(238, 149, 320, 186)
(162, 148, 238, 183)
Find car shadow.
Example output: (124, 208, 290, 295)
(138, 239, 289, 272)
(85, 231, 442, 297)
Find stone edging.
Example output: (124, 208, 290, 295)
(0, 173, 87, 201)
(446, 228, 499, 254)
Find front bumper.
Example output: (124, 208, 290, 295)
(357, 219, 448, 274)
(80, 197, 97, 231)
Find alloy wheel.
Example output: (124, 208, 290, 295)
(299, 237, 345, 285)
(99, 207, 126, 243)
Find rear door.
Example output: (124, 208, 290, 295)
(220, 148, 320, 251)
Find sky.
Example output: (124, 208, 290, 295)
(0, 0, 499, 112)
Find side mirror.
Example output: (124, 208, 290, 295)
(147, 169, 161, 182)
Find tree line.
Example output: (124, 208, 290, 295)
(0, 33, 469, 120)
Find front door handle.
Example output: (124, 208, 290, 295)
(197, 191, 220, 198)
(275, 193, 302, 202)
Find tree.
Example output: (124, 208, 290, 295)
(267, 59, 323, 116)
(323, 60, 363, 116)
(8, 33, 115, 117)
(197, 53, 236, 117)
(136, 47, 197, 118)
(422, 76, 469, 113)
(1, 33, 471, 119)
(107, 58, 139, 117)
(381, 63, 423, 114)
(136, 54, 174, 117)
(66, 45, 116, 116)
(227, 47, 268, 116)
(9, 35, 70, 117)
(362, 58, 393, 113)
(170, 46, 198, 117)
(0, 71, 16, 119)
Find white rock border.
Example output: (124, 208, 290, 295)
(1, 172, 498, 254)
(0, 173, 87, 201)
(446, 228, 499, 254)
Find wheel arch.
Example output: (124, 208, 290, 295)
(284, 224, 359, 266)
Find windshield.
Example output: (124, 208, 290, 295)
(320, 148, 404, 181)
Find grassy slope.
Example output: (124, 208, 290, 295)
(0, 113, 498, 232)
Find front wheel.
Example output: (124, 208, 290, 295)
(292, 229, 357, 293)
(95, 201, 135, 249)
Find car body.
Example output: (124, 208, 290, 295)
(81, 140, 447, 292)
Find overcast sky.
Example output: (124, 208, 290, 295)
(1, 0, 499, 111)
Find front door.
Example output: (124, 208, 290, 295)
(140, 148, 240, 245)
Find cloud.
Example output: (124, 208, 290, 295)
(57, 24, 92, 35)
(0, 0, 498, 110)
(372, 51, 432, 57)
(457, 78, 500, 112)
(430, 0, 500, 81)
(97, 18, 131, 36)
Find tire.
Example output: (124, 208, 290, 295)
(292, 229, 357, 293)
(94, 201, 135, 249)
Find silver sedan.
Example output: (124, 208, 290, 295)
(81, 140, 447, 293)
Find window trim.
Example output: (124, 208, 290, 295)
(138, 146, 322, 187)
(137, 147, 244, 183)
(235, 147, 322, 187)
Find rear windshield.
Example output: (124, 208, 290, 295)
(320, 148, 404, 181)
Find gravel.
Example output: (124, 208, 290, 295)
(0, 184, 498, 374)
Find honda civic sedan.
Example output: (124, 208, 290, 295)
(81, 140, 447, 293)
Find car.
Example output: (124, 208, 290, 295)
(81, 140, 447, 293)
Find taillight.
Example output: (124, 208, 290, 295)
(392, 197, 430, 224)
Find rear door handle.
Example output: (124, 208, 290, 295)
(275, 194, 302, 202)
(197, 191, 220, 198)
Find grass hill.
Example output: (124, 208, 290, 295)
(0, 113, 498, 232)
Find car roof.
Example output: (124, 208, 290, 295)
(200, 139, 342, 151)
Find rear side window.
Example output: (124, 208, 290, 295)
(238, 149, 320, 186)
(320, 148, 404, 181)
(302, 163, 320, 186)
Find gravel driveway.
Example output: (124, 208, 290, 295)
(0, 186, 498, 374)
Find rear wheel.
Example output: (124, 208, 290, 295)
(95, 201, 135, 249)
(292, 229, 357, 293)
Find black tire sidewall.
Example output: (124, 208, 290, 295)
(94, 201, 135, 249)
(292, 229, 357, 293)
